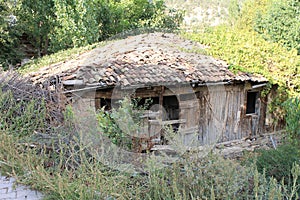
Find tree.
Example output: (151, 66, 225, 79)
(18, 0, 55, 56)
(0, 1, 22, 69)
(49, 0, 99, 52)
(0, 0, 183, 69)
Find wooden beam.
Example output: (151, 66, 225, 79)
(252, 83, 267, 89)
(148, 119, 187, 125)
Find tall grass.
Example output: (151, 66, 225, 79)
(1, 128, 299, 199)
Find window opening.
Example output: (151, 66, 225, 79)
(95, 98, 112, 111)
(246, 91, 259, 114)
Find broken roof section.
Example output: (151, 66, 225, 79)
(28, 32, 267, 89)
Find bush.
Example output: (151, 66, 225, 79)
(144, 154, 253, 199)
(249, 144, 300, 185)
(0, 90, 46, 137)
(184, 25, 300, 95)
(96, 97, 153, 151)
(97, 106, 131, 149)
(2, 127, 299, 200)
(0, 76, 46, 137)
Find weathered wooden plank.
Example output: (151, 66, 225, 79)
(62, 79, 84, 86)
(140, 110, 160, 118)
(148, 119, 186, 125)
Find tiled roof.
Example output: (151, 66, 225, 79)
(28, 33, 267, 89)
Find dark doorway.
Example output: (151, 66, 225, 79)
(163, 95, 180, 133)
(163, 95, 180, 121)
(246, 91, 259, 114)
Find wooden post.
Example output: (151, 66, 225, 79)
(159, 86, 165, 141)
(95, 98, 101, 110)
(159, 86, 165, 119)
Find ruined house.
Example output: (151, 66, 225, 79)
(29, 32, 270, 147)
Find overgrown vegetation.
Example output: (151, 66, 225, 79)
(0, 89, 46, 137)
(0, 72, 65, 137)
(0, 80, 299, 199)
(1, 129, 299, 199)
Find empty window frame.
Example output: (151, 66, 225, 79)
(95, 98, 112, 111)
(246, 91, 259, 114)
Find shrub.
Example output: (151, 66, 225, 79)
(0, 78, 46, 137)
(144, 154, 253, 199)
(141, 151, 300, 199)
(184, 25, 300, 95)
(249, 144, 300, 185)
(96, 97, 153, 151)
(97, 106, 131, 149)
(0, 90, 46, 137)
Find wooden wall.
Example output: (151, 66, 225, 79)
(73, 82, 269, 146)
(192, 84, 268, 145)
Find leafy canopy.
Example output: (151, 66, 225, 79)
(0, 0, 183, 69)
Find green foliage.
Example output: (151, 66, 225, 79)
(145, 154, 252, 199)
(146, 153, 300, 199)
(189, 27, 299, 96)
(236, 0, 271, 30)
(0, 1, 23, 69)
(184, 25, 300, 96)
(283, 97, 300, 143)
(18, 0, 55, 55)
(248, 144, 300, 185)
(0, 131, 141, 200)
(50, 0, 99, 52)
(95, 0, 183, 40)
(0, 89, 46, 137)
(254, 0, 300, 54)
(97, 106, 131, 148)
(96, 97, 152, 150)
(228, 0, 241, 26)
(146, 0, 184, 29)
(0, 0, 183, 69)
(183, 0, 299, 91)
(1, 127, 300, 200)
